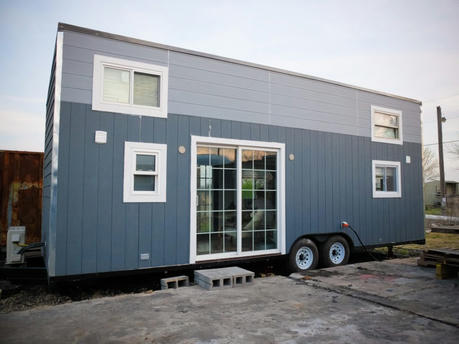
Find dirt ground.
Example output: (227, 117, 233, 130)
(1, 258, 458, 344)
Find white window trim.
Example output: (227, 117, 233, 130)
(124, 142, 167, 203)
(189, 135, 286, 264)
(92, 55, 168, 118)
(371, 105, 403, 145)
(372, 160, 402, 198)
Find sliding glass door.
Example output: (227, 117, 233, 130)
(195, 142, 280, 260)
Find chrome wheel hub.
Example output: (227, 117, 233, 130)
(329, 242, 346, 265)
(296, 247, 314, 270)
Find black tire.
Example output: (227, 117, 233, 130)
(288, 238, 319, 272)
(320, 235, 350, 268)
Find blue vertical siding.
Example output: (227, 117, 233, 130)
(176, 116, 191, 264)
(125, 116, 140, 270)
(164, 115, 178, 266)
(66, 103, 86, 275)
(111, 115, 128, 271)
(42, 49, 57, 269)
(138, 117, 154, 269)
(81, 107, 99, 273)
(52, 102, 424, 276)
(97, 114, 114, 272)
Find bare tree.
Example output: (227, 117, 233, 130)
(422, 146, 439, 183)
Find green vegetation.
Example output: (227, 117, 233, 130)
(242, 180, 253, 199)
(375, 232, 459, 256)
(425, 207, 442, 215)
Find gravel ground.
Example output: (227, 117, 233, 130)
(0, 285, 71, 312)
(0, 283, 160, 313)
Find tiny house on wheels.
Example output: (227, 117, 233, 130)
(42, 23, 424, 279)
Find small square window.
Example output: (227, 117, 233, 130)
(372, 160, 401, 198)
(124, 142, 167, 203)
(93, 55, 168, 118)
(371, 106, 402, 145)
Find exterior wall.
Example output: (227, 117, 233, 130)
(59, 30, 421, 144)
(51, 102, 423, 277)
(44, 26, 424, 277)
(42, 48, 56, 265)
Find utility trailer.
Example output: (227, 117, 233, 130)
(42, 23, 424, 279)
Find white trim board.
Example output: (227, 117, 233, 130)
(189, 135, 286, 264)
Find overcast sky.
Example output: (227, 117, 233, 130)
(1, 0, 458, 180)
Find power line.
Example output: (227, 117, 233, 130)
(423, 93, 459, 103)
(424, 139, 459, 146)
(423, 116, 459, 124)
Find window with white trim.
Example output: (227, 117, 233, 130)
(371, 106, 402, 145)
(124, 142, 167, 202)
(372, 160, 401, 198)
(92, 55, 168, 118)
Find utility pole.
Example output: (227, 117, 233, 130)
(436, 106, 446, 208)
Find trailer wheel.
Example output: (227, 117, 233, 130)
(289, 238, 319, 272)
(321, 235, 350, 267)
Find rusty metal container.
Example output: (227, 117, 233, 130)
(0, 150, 43, 246)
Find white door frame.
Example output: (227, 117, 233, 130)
(189, 135, 286, 263)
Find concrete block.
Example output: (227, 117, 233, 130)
(232, 273, 254, 287)
(160, 275, 189, 290)
(196, 276, 233, 291)
(194, 267, 254, 290)
(194, 269, 231, 285)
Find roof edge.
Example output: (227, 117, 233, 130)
(58, 22, 422, 106)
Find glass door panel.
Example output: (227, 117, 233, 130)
(196, 146, 237, 255)
(241, 149, 278, 252)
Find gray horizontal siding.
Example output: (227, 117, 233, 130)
(59, 30, 421, 144)
(52, 101, 424, 277)
(170, 49, 269, 81)
(169, 75, 269, 103)
(63, 31, 169, 65)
